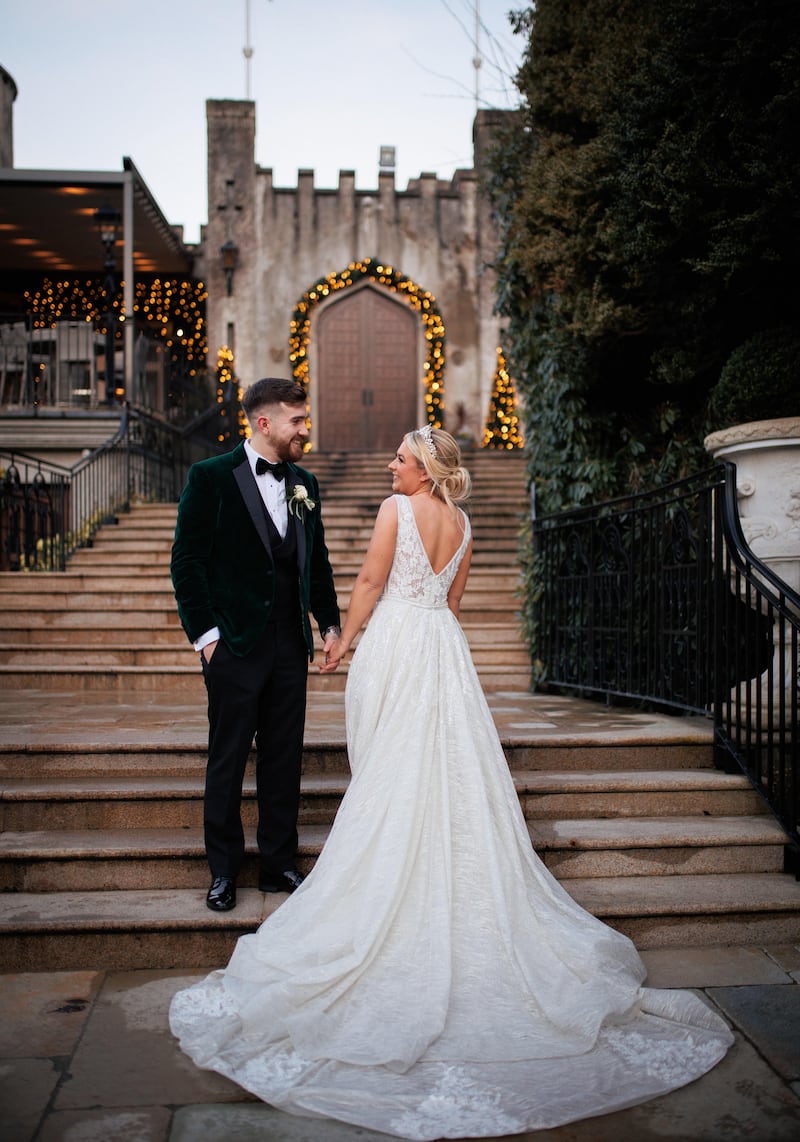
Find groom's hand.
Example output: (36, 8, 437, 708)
(320, 633, 342, 673)
(202, 640, 219, 663)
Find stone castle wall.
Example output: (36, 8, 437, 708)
(0, 65, 17, 168)
(202, 100, 511, 444)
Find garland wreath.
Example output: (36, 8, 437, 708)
(289, 257, 445, 427)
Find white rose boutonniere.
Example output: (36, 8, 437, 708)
(287, 484, 316, 520)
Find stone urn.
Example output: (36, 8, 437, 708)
(704, 416, 800, 722)
(704, 416, 800, 595)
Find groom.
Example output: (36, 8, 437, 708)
(171, 377, 340, 912)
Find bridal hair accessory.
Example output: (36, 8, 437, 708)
(287, 484, 316, 519)
(417, 424, 437, 457)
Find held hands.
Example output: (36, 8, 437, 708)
(320, 635, 348, 673)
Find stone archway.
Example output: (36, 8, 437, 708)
(289, 258, 445, 451)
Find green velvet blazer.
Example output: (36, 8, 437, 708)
(170, 443, 340, 659)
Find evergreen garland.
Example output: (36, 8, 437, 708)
(289, 257, 445, 427)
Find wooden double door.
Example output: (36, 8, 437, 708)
(316, 285, 419, 451)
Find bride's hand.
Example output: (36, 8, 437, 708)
(320, 636, 348, 673)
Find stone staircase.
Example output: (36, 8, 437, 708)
(1, 449, 800, 971)
(0, 450, 530, 692)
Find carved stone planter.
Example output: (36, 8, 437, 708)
(705, 417, 800, 723)
(704, 416, 800, 595)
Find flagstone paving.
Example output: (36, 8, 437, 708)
(2, 945, 799, 1142)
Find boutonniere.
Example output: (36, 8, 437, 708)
(287, 484, 316, 520)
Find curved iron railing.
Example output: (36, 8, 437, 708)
(533, 463, 799, 860)
(0, 404, 227, 571)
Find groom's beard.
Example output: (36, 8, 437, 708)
(277, 437, 306, 463)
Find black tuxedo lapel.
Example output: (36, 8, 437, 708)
(233, 458, 273, 559)
(286, 464, 308, 574)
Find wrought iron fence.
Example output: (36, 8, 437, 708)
(0, 404, 227, 571)
(533, 463, 799, 860)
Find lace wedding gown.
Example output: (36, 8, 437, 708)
(170, 494, 733, 1140)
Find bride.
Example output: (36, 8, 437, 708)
(170, 426, 733, 1140)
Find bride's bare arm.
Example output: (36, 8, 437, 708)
(320, 498, 398, 671)
(447, 537, 473, 618)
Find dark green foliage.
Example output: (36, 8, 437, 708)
(707, 327, 800, 429)
(489, 0, 800, 679)
(491, 0, 800, 518)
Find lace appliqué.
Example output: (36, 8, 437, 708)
(603, 1024, 724, 1085)
(171, 977, 235, 1024)
(382, 495, 470, 609)
(239, 1049, 311, 1095)
(391, 1066, 520, 1140)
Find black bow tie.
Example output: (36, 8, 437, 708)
(256, 458, 287, 479)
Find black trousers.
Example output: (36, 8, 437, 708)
(200, 617, 308, 880)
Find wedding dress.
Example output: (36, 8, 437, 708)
(170, 493, 733, 1140)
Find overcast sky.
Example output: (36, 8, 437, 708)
(4, 0, 525, 244)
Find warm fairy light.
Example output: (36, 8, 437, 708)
(289, 256, 445, 428)
(483, 346, 523, 449)
(24, 277, 209, 364)
(215, 344, 246, 442)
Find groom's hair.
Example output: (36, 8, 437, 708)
(242, 377, 306, 419)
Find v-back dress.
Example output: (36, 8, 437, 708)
(170, 493, 732, 1140)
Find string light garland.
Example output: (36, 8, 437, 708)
(215, 344, 247, 443)
(483, 346, 523, 449)
(289, 257, 445, 428)
(25, 278, 209, 372)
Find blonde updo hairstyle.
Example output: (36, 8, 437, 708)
(404, 427, 472, 510)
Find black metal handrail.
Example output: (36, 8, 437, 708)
(533, 463, 799, 860)
(0, 404, 227, 571)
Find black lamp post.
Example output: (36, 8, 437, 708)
(95, 204, 121, 405)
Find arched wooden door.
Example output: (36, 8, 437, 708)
(316, 285, 418, 451)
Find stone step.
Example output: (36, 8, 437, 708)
(3, 871, 799, 971)
(0, 770, 764, 833)
(0, 686, 719, 776)
(75, 530, 521, 555)
(0, 598, 520, 625)
(0, 727, 716, 776)
(0, 641, 530, 668)
(0, 568, 520, 602)
(306, 462, 527, 476)
(0, 661, 533, 693)
(0, 626, 189, 645)
(0, 581, 522, 609)
(0, 744, 352, 780)
(0, 620, 523, 648)
(0, 608, 180, 629)
(533, 815, 787, 878)
(0, 815, 787, 896)
(62, 546, 520, 571)
(72, 504, 524, 527)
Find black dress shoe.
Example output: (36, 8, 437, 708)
(206, 876, 236, 911)
(259, 869, 304, 894)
